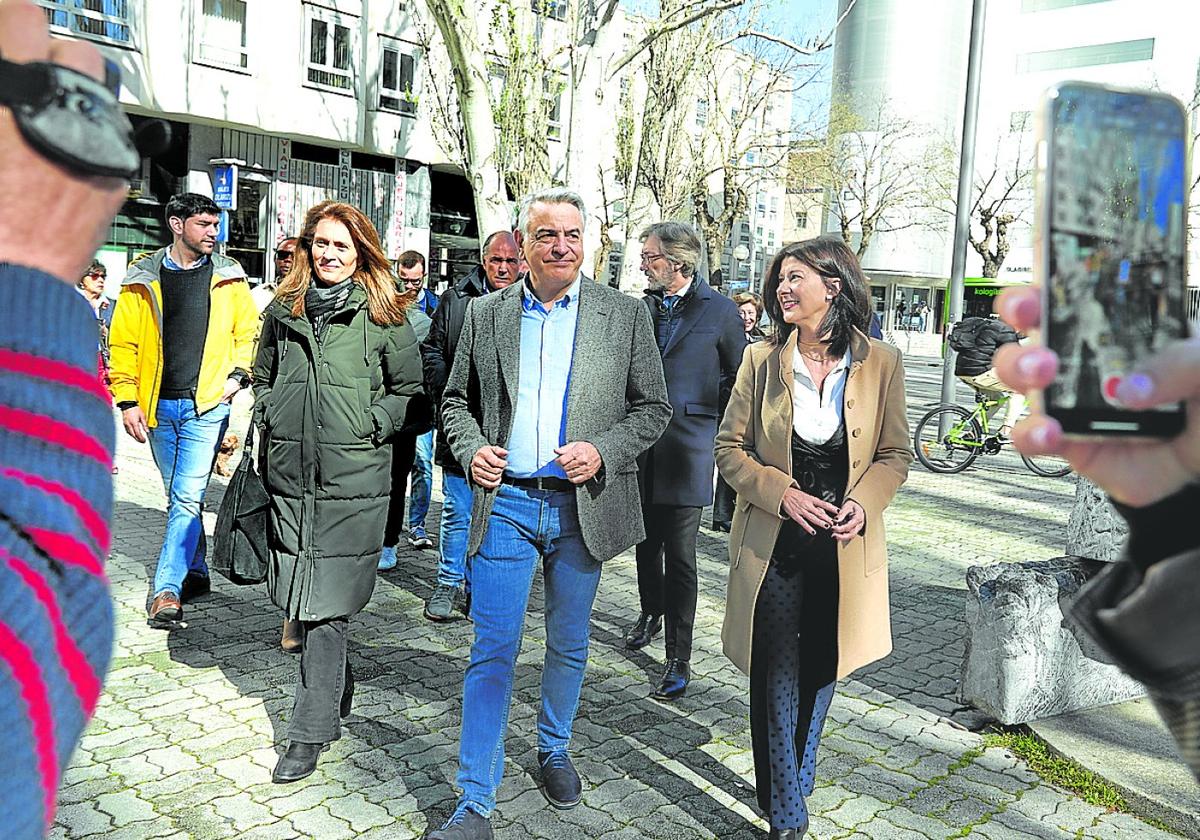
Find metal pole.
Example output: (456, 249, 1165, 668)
(940, 0, 988, 424)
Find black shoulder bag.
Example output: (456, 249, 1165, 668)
(212, 424, 270, 585)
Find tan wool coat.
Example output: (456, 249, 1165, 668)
(714, 327, 912, 678)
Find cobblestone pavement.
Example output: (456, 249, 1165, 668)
(52, 356, 1175, 840)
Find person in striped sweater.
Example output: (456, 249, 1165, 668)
(0, 0, 130, 835)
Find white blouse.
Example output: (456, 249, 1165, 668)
(791, 346, 852, 444)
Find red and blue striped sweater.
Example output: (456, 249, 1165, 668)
(0, 264, 115, 838)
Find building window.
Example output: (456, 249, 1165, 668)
(531, 0, 567, 21)
(1017, 38, 1153, 73)
(379, 38, 418, 115)
(195, 0, 248, 70)
(795, 210, 808, 229)
(305, 4, 356, 93)
(545, 79, 563, 140)
(696, 98, 708, 129)
(39, 0, 133, 47)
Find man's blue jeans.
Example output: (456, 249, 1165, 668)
(455, 483, 601, 816)
(147, 399, 230, 597)
(408, 430, 434, 530)
(437, 469, 472, 588)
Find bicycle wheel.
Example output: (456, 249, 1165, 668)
(1021, 452, 1072, 478)
(914, 405, 982, 474)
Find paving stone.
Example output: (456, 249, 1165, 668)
(288, 805, 356, 840)
(94, 790, 158, 827)
(823, 791, 890, 829)
(53, 801, 113, 838)
(323, 792, 395, 832)
(142, 746, 203, 777)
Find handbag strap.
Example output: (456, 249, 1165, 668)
(243, 422, 256, 457)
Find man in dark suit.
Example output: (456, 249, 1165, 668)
(626, 221, 745, 701)
(432, 188, 671, 840)
(419, 231, 521, 621)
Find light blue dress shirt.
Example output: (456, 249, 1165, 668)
(505, 276, 581, 478)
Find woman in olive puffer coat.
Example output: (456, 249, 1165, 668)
(252, 200, 422, 784)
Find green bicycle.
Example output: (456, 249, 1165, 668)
(913, 392, 1072, 477)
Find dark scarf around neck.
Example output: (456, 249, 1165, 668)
(305, 278, 356, 340)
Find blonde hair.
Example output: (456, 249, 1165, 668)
(732, 291, 764, 319)
(275, 201, 413, 325)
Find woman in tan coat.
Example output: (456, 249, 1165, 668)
(715, 237, 911, 839)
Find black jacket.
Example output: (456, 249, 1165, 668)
(638, 278, 745, 507)
(421, 265, 491, 470)
(1069, 483, 1200, 781)
(954, 317, 1018, 377)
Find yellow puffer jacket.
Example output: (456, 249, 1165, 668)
(108, 249, 260, 428)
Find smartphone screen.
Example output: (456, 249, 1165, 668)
(1041, 82, 1188, 437)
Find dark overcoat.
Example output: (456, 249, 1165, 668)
(252, 286, 422, 621)
(639, 279, 746, 507)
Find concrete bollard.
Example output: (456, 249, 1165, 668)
(959, 556, 1144, 725)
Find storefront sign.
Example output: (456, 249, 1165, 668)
(387, 163, 407, 259)
(213, 163, 238, 210)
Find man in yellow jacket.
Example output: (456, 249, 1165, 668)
(109, 193, 259, 627)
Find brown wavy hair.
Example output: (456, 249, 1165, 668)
(274, 201, 413, 325)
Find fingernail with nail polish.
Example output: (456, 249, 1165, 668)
(1029, 424, 1051, 449)
(1115, 373, 1154, 405)
(1017, 353, 1044, 380)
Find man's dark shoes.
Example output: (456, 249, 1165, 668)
(427, 807, 493, 839)
(651, 658, 690, 701)
(180, 572, 211, 603)
(147, 591, 182, 628)
(711, 520, 732, 533)
(623, 612, 661, 650)
(537, 750, 582, 809)
(271, 741, 328, 783)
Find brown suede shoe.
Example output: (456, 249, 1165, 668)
(281, 619, 303, 654)
(148, 591, 182, 627)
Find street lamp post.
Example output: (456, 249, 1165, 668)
(733, 243, 750, 291)
(940, 0, 988, 434)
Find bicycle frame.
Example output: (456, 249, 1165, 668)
(945, 393, 1010, 448)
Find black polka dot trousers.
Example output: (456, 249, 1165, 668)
(749, 539, 839, 834)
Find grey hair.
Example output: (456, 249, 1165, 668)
(515, 187, 588, 239)
(640, 221, 702, 278)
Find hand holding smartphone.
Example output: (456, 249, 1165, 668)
(1035, 82, 1190, 438)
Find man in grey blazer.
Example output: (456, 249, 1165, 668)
(430, 188, 670, 840)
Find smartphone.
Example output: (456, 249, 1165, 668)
(1036, 82, 1189, 437)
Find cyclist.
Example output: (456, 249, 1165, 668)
(949, 314, 1025, 439)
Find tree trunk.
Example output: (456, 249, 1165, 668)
(1066, 476, 1127, 563)
(427, 0, 512, 236)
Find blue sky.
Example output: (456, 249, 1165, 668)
(749, 0, 841, 122)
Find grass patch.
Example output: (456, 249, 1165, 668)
(984, 729, 1126, 811)
(983, 729, 1181, 833)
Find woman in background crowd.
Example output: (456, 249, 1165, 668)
(715, 237, 911, 838)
